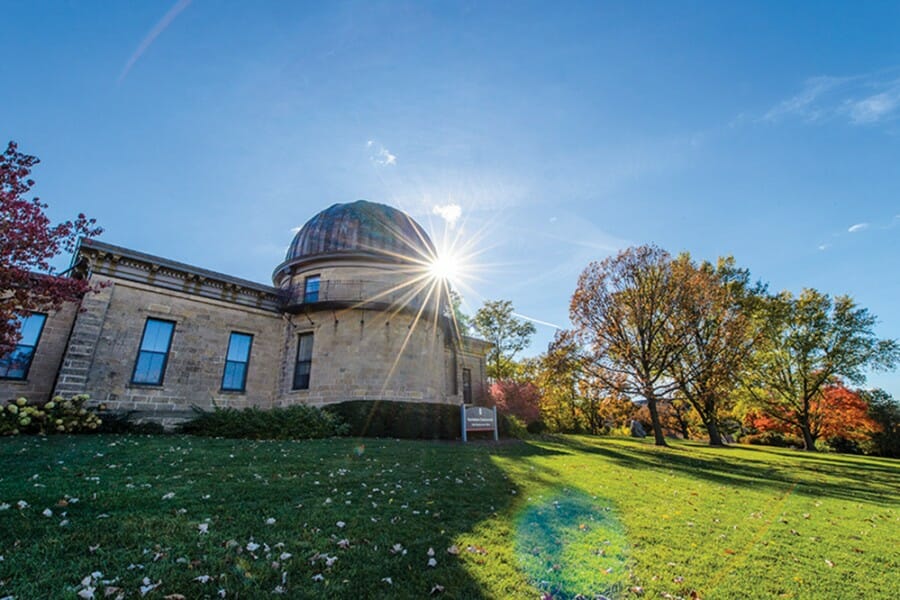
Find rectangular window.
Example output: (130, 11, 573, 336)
(304, 275, 320, 303)
(0, 313, 47, 380)
(221, 332, 253, 392)
(131, 318, 175, 385)
(293, 332, 314, 390)
(462, 368, 472, 404)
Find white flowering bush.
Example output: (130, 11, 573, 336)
(0, 394, 102, 435)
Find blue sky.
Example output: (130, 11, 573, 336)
(5, 1, 899, 396)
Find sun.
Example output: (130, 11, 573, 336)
(428, 252, 460, 283)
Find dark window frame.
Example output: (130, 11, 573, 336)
(293, 332, 314, 390)
(221, 332, 253, 392)
(0, 312, 48, 381)
(130, 318, 176, 386)
(462, 368, 473, 404)
(303, 274, 321, 303)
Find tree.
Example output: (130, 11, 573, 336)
(740, 289, 899, 451)
(667, 255, 759, 446)
(743, 383, 882, 452)
(817, 384, 881, 443)
(1, 141, 102, 354)
(447, 289, 471, 335)
(490, 379, 542, 425)
(635, 398, 698, 439)
(538, 330, 638, 434)
(472, 299, 536, 379)
(863, 389, 900, 458)
(570, 245, 686, 446)
(538, 330, 585, 432)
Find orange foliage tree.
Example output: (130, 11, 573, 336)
(744, 383, 881, 447)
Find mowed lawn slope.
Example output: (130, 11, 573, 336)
(0, 434, 897, 599)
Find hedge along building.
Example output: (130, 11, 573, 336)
(0, 200, 490, 425)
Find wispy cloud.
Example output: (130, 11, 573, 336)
(763, 76, 850, 122)
(119, 0, 192, 83)
(817, 244, 830, 251)
(849, 89, 900, 124)
(367, 140, 397, 166)
(432, 203, 462, 228)
(848, 223, 869, 233)
(763, 70, 900, 126)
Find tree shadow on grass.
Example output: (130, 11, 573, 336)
(731, 443, 900, 477)
(0, 435, 568, 600)
(545, 436, 899, 506)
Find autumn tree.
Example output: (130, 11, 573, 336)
(536, 329, 637, 434)
(740, 289, 899, 451)
(667, 254, 759, 446)
(743, 383, 882, 452)
(537, 330, 585, 432)
(635, 398, 697, 439)
(570, 245, 686, 446)
(490, 379, 542, 425)
(1, 141, 102, 354)
(472, 299, 536, 379)
(817, 384, 882, 447)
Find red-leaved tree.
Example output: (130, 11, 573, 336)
(1, 141, 102, 354)
(490, 379, 542, 424)
(744, 383, 881, 445)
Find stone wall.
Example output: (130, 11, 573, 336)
(460, 338, 490, 405)
(279, 304, 452, 405)
(55, 276, 285, 423)
(0, 303, 77, 403)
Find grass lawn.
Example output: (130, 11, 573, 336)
(0, 434, 897, 599)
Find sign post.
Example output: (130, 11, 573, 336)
(461, 405, 498, 442)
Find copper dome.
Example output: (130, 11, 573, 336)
(285, 200, 435, 263)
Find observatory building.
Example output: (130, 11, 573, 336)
(0, 200, 489, 424)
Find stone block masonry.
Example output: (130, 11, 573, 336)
(0, 303, 78, 403)
(55, 276, 285, 420)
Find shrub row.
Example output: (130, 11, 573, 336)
(178, 405, 348, 439)
(3, 395, 510, 442)
(1, 395, 102, 435)
(741, 431, 803, 448)
(324, 400, 463, 440)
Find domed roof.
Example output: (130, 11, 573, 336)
(285, 200, 435, 263)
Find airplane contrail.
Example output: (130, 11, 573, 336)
(118, 0, 192, 83)
(512, 312, 563, 330)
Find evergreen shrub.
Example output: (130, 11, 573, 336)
(324, 400, 462, 440)
(180, 405, 348, 439)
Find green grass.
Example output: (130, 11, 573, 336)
(0, 435, 897, 599)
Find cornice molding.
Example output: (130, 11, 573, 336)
(78, 239, 280, 312)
